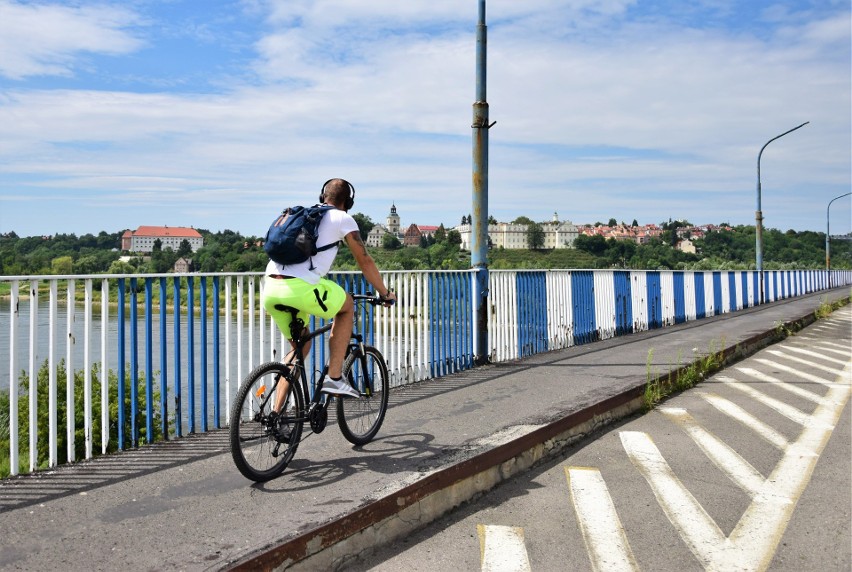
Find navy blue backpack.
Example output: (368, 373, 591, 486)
(264, 204, 337, 269)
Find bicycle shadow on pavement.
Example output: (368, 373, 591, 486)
(249, 431, 447, 494)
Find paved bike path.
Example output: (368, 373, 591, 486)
(0, 289, 847, 571)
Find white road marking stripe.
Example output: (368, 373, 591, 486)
(716, 376, 816, 427)
(620, 432, 728, 561)
(629, 362, 852, 571)
(660, 408, 766, 496)
(766, 350, 844, 376)
(735, 367, 825, 403)
(726, 363, 852, 571)
(698, 392, 789, 450)
(810, 345, 852, 357)
(754, 358, 842, 386)
(566, 467, 639, 572)
(807, 340, 850, 352)
(782, 346, 849, 365)
(477, 525, 532, 572)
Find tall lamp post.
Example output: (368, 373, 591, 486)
(756, 121, 809, 304)
(826, 191, 851, 288)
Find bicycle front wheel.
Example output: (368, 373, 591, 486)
(337, 346, 390, 445)
(229, 362, 305, 481)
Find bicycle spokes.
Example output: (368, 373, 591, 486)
(229, 363, 305, 482)
(337, 346, 389, 446)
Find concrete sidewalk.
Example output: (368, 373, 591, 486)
(0, 288, 848, 572)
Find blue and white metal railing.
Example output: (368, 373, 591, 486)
(2, 268, 850, 477)
(483, 269, 850, 362)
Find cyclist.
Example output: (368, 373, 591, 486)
(262, 178, 396, 403)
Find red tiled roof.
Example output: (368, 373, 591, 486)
(132, 226, 202, 238)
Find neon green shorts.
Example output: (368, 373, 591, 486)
(262, 277, 347, 339)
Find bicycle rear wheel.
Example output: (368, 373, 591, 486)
(337, 346, 389, 445)
(229, 362, 305, 481)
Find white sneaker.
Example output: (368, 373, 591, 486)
(320, 377, 360, 398)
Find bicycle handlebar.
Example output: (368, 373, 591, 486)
(352, 291, 396, 306)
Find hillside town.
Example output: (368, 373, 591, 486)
(117, 210, 732, 257)
(3, 208, 847, 277)
(366, 204, 732, 254)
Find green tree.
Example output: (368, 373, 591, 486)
(446, 229, 462, 246)
(574, 234, 607, 257)
(73, 255, 101, 274)
(176, 239, 193, 258)
(605, 238, 637, 268)
(108, 260, 136, 274)
(352, 213, 375, 240)
(382, 234, 402, 250)
(51, 256, 73, 275)
(527, 223, 545, 250)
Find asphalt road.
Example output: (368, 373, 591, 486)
(347, 305, 852, 571)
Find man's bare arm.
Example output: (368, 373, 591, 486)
(344, 231, 395, 301)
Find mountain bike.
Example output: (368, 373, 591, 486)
(229, 292, 392, 482)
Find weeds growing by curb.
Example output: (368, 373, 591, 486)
(642, 292, 850, 412)
(643, 338, 726, 412)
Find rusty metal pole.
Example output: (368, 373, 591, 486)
(472, 0, 493, 365)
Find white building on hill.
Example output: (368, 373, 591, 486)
(121, 226, 203, 254)
(455, 213, 579, 250)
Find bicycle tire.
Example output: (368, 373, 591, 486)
(229, 362, 305, 481)
(337, 346, 390, 445)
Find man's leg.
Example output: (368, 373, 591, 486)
(326, 294, 354, 378)
(273, 332, 310, 413)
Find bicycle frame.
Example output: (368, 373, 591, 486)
(272, 295, 378, 422)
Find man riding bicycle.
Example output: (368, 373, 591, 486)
(262, 178, 396, 401)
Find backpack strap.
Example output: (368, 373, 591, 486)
(307, 241, 341, 270)
(306, 204, 341, 270)
(316, 241, 339, 253)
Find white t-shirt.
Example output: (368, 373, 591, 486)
(266, 207, 360, 284)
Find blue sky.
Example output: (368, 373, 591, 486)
(1, 0, 850, 239)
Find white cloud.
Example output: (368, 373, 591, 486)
(0, 1, 849, 237)
(0, 0, 143, 79)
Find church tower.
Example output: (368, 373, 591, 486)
(387, 203, 401, 234)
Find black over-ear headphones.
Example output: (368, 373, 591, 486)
(319, 178, 356, 210)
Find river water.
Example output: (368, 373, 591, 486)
(0, 300, 299, 432)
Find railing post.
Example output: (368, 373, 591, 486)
(9, 280, 19, 476)
(145, 278, 154, 444)
(117, 278, 126, 450)
(159, 277, 169, 439)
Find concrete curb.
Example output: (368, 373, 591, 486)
(228, 297, 849, 571)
